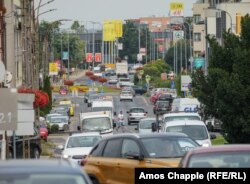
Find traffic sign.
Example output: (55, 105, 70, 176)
(49, 63, 58, 76)
(86, 53, 93, 62)
(95, 53, 102, 62)
(139, 70, 144, 75)
(161, 73, 167, 80)
(173, 31, 184, 42)
(145, 75, 151, 83)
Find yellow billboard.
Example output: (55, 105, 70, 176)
(103, 21, 116, 41)
(170, 2, 184, 10)
(114, 20, 123, 38)
(170, 2, 184, 17)
(49, 63, 58, 75)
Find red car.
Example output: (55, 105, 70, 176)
(39, 127, 48, 142)
(180, 144, 250, 168)
(150, 92, 162, 104)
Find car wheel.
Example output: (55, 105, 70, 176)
(33, 147, 40, 159)
(87, 103, 90, 107)
(128, 119, 131, 125)
(63, 124, 69, 131)
(131, 99, 133, 102)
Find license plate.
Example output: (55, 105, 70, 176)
(162, 108, 166, 110)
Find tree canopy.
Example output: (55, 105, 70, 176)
(192, 15, 250, 143)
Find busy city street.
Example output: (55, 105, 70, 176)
(1, 0, 250, 184)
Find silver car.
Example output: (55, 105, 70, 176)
(127, 107, 147, 125)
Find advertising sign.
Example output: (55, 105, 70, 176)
(49, 63, 58, 76)
(86, 53, 93, 62)
(161, 73, 167, 80)
(95, 53, 102, 62)
(181, 75, 192, 91)
(62, 51, 69, 60)
(170, 2, 184, 17)
(194, 57, 205, 69)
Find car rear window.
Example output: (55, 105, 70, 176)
(130, 108, 145, 113)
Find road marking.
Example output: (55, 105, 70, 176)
(141, 96, 149, 106)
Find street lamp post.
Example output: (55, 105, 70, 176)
(183, 22, 193, 72)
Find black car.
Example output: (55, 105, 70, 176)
(153, 100, 171, 114)
(157, 93, 173, 102)
(8, 128, 42, 159)
(132, 86, 147, 95)
(0, 159, 92, 184)
(105, 69, 116, 76)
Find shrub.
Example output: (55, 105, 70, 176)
(50, 124, 59, 134)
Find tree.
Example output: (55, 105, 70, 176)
(191, 15, 250, 143)
(71, 21, 80, 32)
(165, 40, 191, 73)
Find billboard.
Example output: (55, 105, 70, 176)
(49, 63, 58, 76)
(170, 2, 184, 17)
(62, 51, 69, 60)
(181, 75, 192, 92)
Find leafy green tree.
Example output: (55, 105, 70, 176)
(71, 21, 80, 32)
(165, 40, 191, 73)
(118, 21, 150, 64)
(192, 15, 250, 143)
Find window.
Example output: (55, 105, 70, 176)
(121, 139, 140, 158)
(194, 33, 201, 42)
(194, 14, 203, 24)
(103, 139, 122, 157)
(91, 140, 106, 157)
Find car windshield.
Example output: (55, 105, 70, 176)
(0, 174, 88, 184)
(141, 137, 199, 158)
(82, 117, 111, 131)
(166, 125, 208, 140)
(130, 108, 145, 113)
(50, 117, 68, 123)
(140, 120, 155, 129)
(188, 152, 250, 168)
(165, 116, 200, 122)
(92, 107, 112, 112)
(67, 136, 101, 148)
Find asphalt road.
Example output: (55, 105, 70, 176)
(49, 88, 155, 156)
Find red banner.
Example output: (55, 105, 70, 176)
(86, 53, 93, 62)
(95, 53, 102, 62)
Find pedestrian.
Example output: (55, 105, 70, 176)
(116, 111, 126, 133)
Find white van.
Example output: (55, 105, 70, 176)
(162, 120, 213, 147)
(163, 112, 201, 123)
(91, 99, 115, 122)
(171, 98, 200, 112)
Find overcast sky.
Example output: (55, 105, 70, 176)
(36, 0, 197, 28)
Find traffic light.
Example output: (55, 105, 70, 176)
(236, 13, 242, 34)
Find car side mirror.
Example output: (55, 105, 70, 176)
(127, 111, 129, 114)
(114, 112, 117, 116)
(113, 122, 116, 128)
(210, 134, 217, 140)
(77, 126, 81, 131)
(151, 122, 158, 132)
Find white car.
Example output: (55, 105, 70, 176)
(49, 115, 69, 131)
(136, 118, 157, 133)
(163, 112, 201, 123)
(127, 107, 147, 125)
(61, 132, 102, 165)
(162, 120, 213, 147)
(108, 76, 118, 84)
(120, 90, 133, 102)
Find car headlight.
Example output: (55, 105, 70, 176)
(63, 154, 71, 159)
(202, 142, 210, 147)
